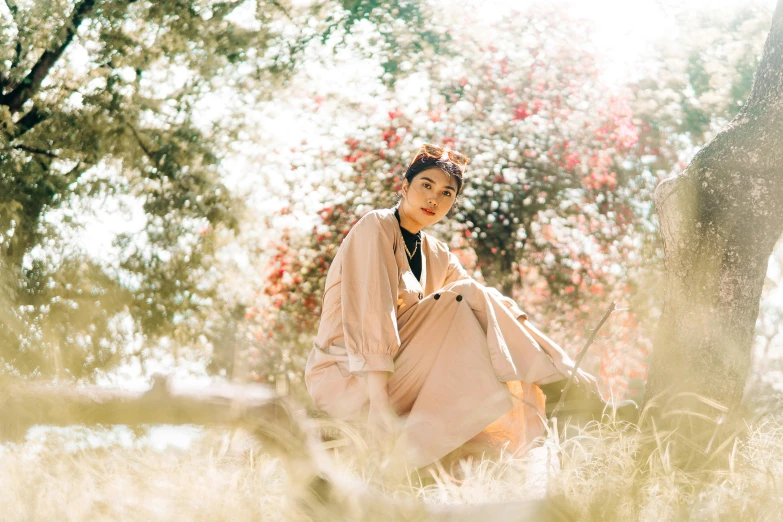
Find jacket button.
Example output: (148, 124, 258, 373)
(418, 293, 423, 300)
(434, 293, 441, 300)
(456, 295, 463, 302)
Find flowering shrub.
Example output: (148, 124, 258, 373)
(249, 6, 659, 396)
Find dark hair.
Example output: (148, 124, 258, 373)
(403, 155, 465, 196)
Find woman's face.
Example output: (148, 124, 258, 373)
(400, 167, 459, 229)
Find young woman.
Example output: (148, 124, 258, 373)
(305, 144, 628, 468)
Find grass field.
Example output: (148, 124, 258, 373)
(3, 404, 783, 522)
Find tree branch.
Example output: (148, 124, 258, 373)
(127, 123, 159, 167)
(0, 0, 97, 113)
(12, 105, 46, 138)
(12, 144, 58, 157)
(0, 378, 283, 438)
(267, 0, 293, 21)
(0, 378, 568, 520)
(10, 40, 22, 73)
(212, 0, 245, 21)
(63, 160, 92, 182)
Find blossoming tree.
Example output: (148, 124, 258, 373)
(251, 6, 654, 396)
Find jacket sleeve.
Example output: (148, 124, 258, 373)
(443, 250, 472, 286)
(340, 213, 400, 374)
(444, 250, 528, 321)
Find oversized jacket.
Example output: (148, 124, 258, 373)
(304, 208, 563, 468)
(305, 207, 530, 381)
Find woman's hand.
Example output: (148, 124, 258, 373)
(367, 397, 400, 441)
(366, 371, 400, 442)
(552, 356, 602, 399)
(521, 320, 604, 399)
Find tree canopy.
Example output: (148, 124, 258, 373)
(0, 0, 447, 379)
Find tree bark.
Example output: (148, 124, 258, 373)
(645, 0, 783, 418)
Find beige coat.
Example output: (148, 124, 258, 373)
(305, 207, 563, 467)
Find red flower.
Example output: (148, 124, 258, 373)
(564, 152, 580, 169)
(344, 151, 364, 163)
(513, 103, 530, 120)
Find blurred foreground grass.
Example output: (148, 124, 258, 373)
(2, 412, 783, 522)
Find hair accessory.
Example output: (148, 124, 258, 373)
(409, 143, 469, 168)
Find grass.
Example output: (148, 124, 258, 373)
(3, 406, 783, 521)
(0, 430, 289, 522)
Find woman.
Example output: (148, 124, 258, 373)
(305, 144, 622, 468)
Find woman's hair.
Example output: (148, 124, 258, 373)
(403, 154, 465, 196)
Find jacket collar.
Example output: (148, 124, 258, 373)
(378, 207, 429, 292)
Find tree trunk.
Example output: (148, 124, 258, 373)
(645, 0, 783, 419)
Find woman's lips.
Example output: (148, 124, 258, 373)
(421, 208, 435, 216)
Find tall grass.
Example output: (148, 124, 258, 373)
(3, 409, 783, 521)
(0, 430, 289, 522)
(546, 417, 783, 521)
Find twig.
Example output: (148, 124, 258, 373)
(268, 0, 294, 21)
(63, 160, 93, 182)
(212, 0, 244, 21)
(12, 143, 58, 157)
(126, 123, 158, 166)
(550, 301, 617, 418)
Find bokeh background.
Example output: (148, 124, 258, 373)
(7, 2, 783, 520)
(2, 0, 782, 454)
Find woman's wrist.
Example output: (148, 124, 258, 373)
(366, 370, 390, 404)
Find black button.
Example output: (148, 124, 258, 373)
(456, 295, 463, 302)
(418, 293, 423, 299)
(434, 293, 441, 300)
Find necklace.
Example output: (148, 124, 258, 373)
(394, 207, 420, 259)
(403, 238, 419, 259)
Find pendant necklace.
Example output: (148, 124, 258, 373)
(403, 238, 419, 260)
(396, 206, 419, 259)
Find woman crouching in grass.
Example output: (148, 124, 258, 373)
(305, 144, 635, 469)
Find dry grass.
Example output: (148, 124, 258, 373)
(3, 408, 783, 522)
(0, 429, 290, 522)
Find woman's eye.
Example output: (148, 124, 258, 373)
(422, 183, 431, 189)
(443, 191, 452, 197)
